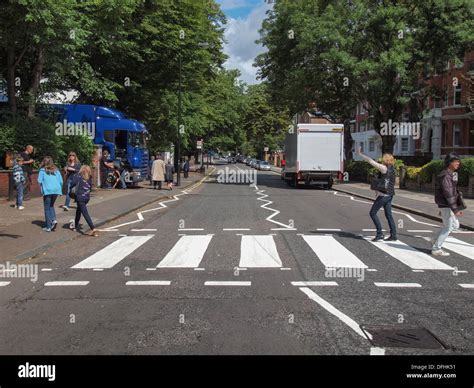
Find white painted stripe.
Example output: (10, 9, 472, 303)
(363, 229, 386, 232)
(303, 235, 368, 269)
(126, 281, 171, 286)
(194, 268, 205, 271)
(291, 281, 338, 287)
(407, 230, 433, 233)
(72, 235, 154, 269)
(367, 269, 378, 272)
(412, 270, 425, 272)
(370, 347, 385, 355)
(271, 228, 297, 231)
(459, 284, 474, 289)
(280, 267, 292, 271)
(204, 281, 251, 286)
(131, 229, 157, 232)
(374, 282, 422, 288)
(299, 287, 370, 340)
(157, 235, 212, 268)
(442, 237, 474, 261)
(239, 235, 282, 268)
(223, 228, 250, 231)
(93, 268, 104, 272)
(365, 237, 454, 270)
(41, 268, 53, 272)
(45, 281, 89, 286)
(0, 281, 11, 287)
(146, 268, 157, 271)
(178, 228, 204, 231)
(317, 228, 341, 231)
(456, 270, 468, 274)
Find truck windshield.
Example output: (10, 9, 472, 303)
(129, 132, 146, 148)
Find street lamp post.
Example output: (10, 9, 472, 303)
(176, 53, 182, 187)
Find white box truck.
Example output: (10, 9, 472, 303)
(282, 123, 344, 189)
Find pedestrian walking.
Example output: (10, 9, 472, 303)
(165, 159, 175, 190)
(357, 147, 397, 241)
(20, 145, 35, 198)
(69, 165, 98, 236)
(151, 154, 165, 190)
(12, 154, 26, 210)
(431, 153, 465, 256)
(37, 156, 63, 232)
(148, 155, 155, 185)
(183, 159, 190, 178)
(61, 152, 81, 211)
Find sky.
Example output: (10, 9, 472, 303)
(216, 0, 273, 84)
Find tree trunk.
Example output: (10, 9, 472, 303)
(343, 119, 353, 161)
(26, 46, 45, 118)
(6, 47, 17, 114)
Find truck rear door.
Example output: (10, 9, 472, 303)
(298, 130, 343, 172)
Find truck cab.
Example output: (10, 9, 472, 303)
(46, 104, 149, 186)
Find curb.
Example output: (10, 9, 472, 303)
(14, 170, 214, 262)
(334, 186, 474, 231)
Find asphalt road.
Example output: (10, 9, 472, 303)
(0, 161, 473, 355)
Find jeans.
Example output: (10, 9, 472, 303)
(119, 170, 127, 189)
(16, 182, 24, 207)
(369, 195, 397, 237)
(75, 201, 94, 230)
(64, 178, 72, 207)
(432, 208, 459, 251)
(43, 195, 58, 229)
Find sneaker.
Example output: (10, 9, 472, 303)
(372, 235, 384, 242)
(69, 219, 75, 230)
(17, 206, 25, 210)
(384, 236, 397, 241)
(62, 206, 69, 211)
(42, 227, 52, 232)
(51, 220, 58, 231)
(432, 249, 450, 257)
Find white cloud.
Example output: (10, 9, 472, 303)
(222, 2, 272, 85)
(218, 0, 251, 10)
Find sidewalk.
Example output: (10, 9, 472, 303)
(270, 165, 474, 230)
(0, 170, 210, 262)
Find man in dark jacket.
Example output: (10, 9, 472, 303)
(432, 153, 463, 256)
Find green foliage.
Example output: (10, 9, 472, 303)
(58, 135, 95, 168)
(345, 160, 373, 181)
(406, 158, 474, 187)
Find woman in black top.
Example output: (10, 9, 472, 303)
(62, 151, 81, 210)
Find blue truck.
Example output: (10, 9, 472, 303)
(43, 104, 149, 186)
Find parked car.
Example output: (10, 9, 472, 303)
(258, 161, 271, 171)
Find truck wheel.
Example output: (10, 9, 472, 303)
(326, 176, 333, 190)
(293, 175, 299, 188)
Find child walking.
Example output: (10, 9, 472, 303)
(12, 154, 26, 210)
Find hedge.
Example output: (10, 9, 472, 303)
(345, 158, 404, 181)
(406, 158, 474, 187)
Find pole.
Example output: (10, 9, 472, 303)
(176, 54, 182, 186)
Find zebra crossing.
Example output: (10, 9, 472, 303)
(66, 232, 474, 275)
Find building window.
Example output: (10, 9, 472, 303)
(442, 123, 448, 146)
(359, 142, 364, 153)
(401, 138, 409, 152)
(454, 84, 462, 105)
(453, 123, 461, 147)
(444, 87, 449, 107)
(369, 140, 375, 152)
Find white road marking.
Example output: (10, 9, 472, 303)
(157, 235, 212, 268)
(93, 269, 104, 272)
(204, 281, 251, 286)
(45, 281, 89, 286)
(271, 228, 298, 231)
(239, 235, 282, 268)
(131, 229, 157, 232)
(303, 235, 368, 269)
(407, 230, 433, 233)
(412, 270, 425, 273)
(365, 237, 454, 270)
(178, 228, 204, 231)
(194, 268, 206, 271)
(362, 229, 387, 232)
(41, 268, 53, 272)
(367, 269, 378, 272)
(0, 282, 11, 287)
(280, 267, 292, 271)
(223, 228, 250, 231)
(291, 281, 338, 286)
(72, 235, 154, 269)
(370, 347, 386, 356)
(299, 287, 371, 340)
(374, 282, 422, 288)
(146, 268, 157, 271)
(317, 228, 342, 231)
(439, 237, 474, 261)
(458, 284, 474, 289)
(126, 281, 171, 286)
(256, 189, 294, 230)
